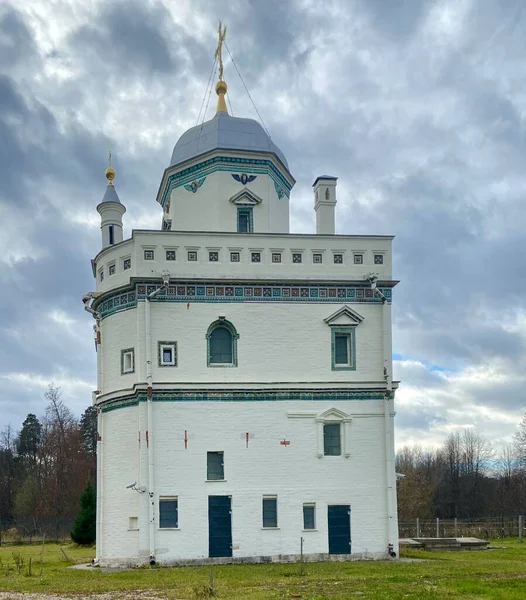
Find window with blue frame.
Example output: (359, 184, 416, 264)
(331, 327, 356, 371)
(262, 496, 278, 528)
(303, 504, 316, 530)
(206, 319, 239, 367)
(207, 451, 224, 480)
(323, 423, 341, 456)
(210, 327, 233, 364)
(159, 498, 178, 528)
(237, 207, 253, 233)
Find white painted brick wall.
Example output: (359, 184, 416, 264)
(99, 302, 385, 395)
(100, 400, 392, 563)
(166, 171, 290, 234)
(93, 232, 393, 295)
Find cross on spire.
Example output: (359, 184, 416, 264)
(214, 21, 227, 82)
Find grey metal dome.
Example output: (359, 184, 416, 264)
(170, 112, 289, 170)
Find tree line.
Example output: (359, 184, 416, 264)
(3, 384, 526, 525)
(396, 420, 526, 521)
(0, 384, 96, 524)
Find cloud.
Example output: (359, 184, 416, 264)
(1, 0, 526, 453)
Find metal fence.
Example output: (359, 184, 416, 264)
(0, 519, 75, 545)
(398, 516, 524, 540)
(1, 515, 524, 546)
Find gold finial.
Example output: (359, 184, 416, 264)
(214, 21, 228, 113)
(105, 150, 115, 186)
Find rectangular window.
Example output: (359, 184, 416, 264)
(272, 253, 281, 263)
(159, 498, 178, 528)
(262, 496, 278, 528)
(334, 334, 349, 365)
(324, 423, 341, 456)
(121, 349, 135, 374)
(108, 263, 116, 276)
(109, 225, 114, 245)
(166, 250, 176, 261)
(158, 342, 177, 367)
(332, 327, 355, 370)
(209, 251, 219, 262)
(129, 517, 138, 530)
(334, 254, 343, 264)
(313, 253, 323, 264)
(99, 269, 104, 282)
(188, 251, 197, 261)
(207, 451, 224, 480)
(353, 254, 363, 264)
(374, 254, 384, 265)
(144, 250, 155, 260)
(303, 504, 316, 530)
(292, 253, 302, 263)
(230, 252, 240, 262)
(237, 208, 253, 233)
(251, 252, 261, 263)
(123, 258, 131, 270)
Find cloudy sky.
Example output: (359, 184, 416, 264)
(1, 0, 525, 452)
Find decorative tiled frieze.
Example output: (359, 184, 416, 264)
(95, 281, 393, 318)
(100, 388, 394, 413)
(159, 157, 293, 208)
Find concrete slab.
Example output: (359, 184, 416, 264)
(399, 537, 488, 551)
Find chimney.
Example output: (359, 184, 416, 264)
(313, 176, 337, 234)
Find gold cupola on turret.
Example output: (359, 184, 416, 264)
(97, 151, 126, 249)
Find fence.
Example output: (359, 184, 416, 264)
(0, 519, 75, 545)
(398, 516, 524, 540)
(1, 515, 524, 546)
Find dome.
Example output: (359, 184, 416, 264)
(170, 112, 289, 170)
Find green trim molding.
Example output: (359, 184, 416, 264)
(100, 388, 395, 413)
(120, 348, 135, 375)
(158, 341, 177, 367)
(94, 281, 393, 319)
(331, 327, 357, 371)
(159, 156, 293, 209)
(237, 207, 253, 233)
(206, 318, 239, 367)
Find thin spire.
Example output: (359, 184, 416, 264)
(214, 21, 228, 114)
(105, 150, 115, 186)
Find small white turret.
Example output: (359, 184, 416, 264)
(97, 153, 126, 249)
(313, 176, 337, 235)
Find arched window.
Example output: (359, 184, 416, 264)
(206, 319, 239, 367)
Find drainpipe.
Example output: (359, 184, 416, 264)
(82, 293, 102, 562)
(145, 275, 169, 566)
(96, 403, 103, 562)
(367, 275, 396, 556)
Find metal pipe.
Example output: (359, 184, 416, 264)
(367, 275, 396, 554)
(145, 279, 169, 563)
(96, 405, 103, 561)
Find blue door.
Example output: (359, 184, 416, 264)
(328, 505, 351, 554)
(208, 496, 232, 558)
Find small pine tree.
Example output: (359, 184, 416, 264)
(71, 479, 96, 545)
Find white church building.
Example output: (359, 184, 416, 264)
(84, 29, 399, 567)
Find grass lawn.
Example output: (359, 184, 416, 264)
(1, 540, 526, 599)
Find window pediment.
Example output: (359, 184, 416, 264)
(316, 407, 352, 423)
(229, 189, 263, 206)
(324, 305, 364, 327)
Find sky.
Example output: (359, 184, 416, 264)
(1, 0, 525, 452)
